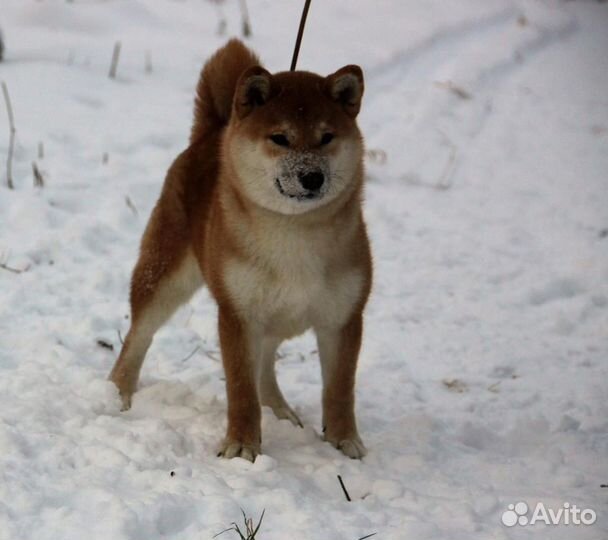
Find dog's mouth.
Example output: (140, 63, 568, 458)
(275, 178, 323, 201)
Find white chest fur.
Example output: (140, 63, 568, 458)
(223, 218, 364, 338)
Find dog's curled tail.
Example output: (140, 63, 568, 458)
(190, 39, 260, 143)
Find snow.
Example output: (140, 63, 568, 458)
(1, 1, 607, 539)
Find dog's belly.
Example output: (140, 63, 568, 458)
(224, 258, 363, 338)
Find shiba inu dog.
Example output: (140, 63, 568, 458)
(109, 39, 372, 461)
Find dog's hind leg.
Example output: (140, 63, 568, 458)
(257, 337, 302, 427)
(109, 244, 202, 410)
(109, 147, 208, 409)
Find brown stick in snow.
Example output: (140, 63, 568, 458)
(32, 161, 44, 187)
(1, 81, 16, 189)
(238, 0, 252, 37)
(109, 41, 121, 79)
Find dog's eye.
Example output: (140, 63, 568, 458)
(320, 133, 334, 146)
(269, 134, 290, 147)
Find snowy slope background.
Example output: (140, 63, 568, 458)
(0, 0, 607, 539)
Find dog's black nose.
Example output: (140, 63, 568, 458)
(299, 171, 325, 191)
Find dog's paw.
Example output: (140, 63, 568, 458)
(338, 437, 367, 459)
(108, 375, 133, 411)
(118, 393, 132, 412)
(270, 405, 303, 428)
(217, 440, 260, 462)
(325, 434, 367, 459)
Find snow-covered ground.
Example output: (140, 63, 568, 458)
(1, 1, 607, 538)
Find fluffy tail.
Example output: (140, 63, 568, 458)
(190, 39, 260, 143)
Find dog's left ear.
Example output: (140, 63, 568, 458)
(234, 66, 274, 119)
(324, 65, 364, 118)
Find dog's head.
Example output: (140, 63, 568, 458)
(224, 65, 364, 215)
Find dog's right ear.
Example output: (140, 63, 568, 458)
(234, 66, 274, 119)
(324, 65, 364, 118)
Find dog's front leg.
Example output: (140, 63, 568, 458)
(217, 305, 261, 462)
(316, 312, 367, 459)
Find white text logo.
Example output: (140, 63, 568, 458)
(501, 501, 596, 527)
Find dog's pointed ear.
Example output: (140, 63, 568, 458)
(234, 66, 274, 119)
(324, 65, 364, 118)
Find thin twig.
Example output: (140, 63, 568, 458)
(337, 475, 351, 502)
(0, 262, 24, 274)
(32, 161, 44, 187)
(180, 346, 200, 363)
(125, 196, 138, 216)
(434, 80, 472, 100)
(358, 534, 377, 540)
(436, 130, 457, 190)
(213, 0, 227, 36)
(0, 253, 28, 274)
(290, 0, 312, 71)
(205, 350, 221, 362)
(2, 81, 16, 189)
(487, 381, 501, 393)
(238, 0, 252, 37)
(117, 329, 124, 345)
(109, 41, 121, 79)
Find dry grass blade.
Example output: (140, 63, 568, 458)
(180, 346, 199, 362)
(214, 509, 265, 540)
(434, 80, 472, 100)
(32, 161, 44, 187)
(125, 196, 138, 216)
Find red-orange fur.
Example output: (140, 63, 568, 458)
(109, 39, 372, 461)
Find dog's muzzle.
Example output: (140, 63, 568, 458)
(275, 152, 329, 201)
(276, 169, 326, 200)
